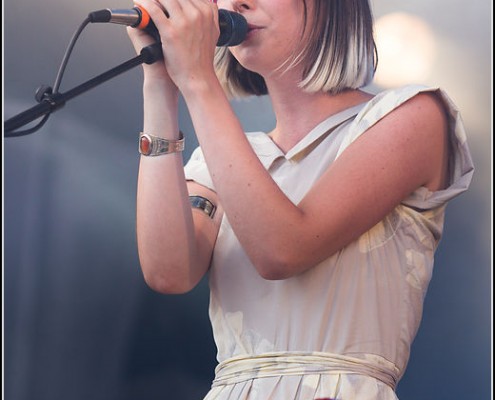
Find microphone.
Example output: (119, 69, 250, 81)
(88, 7, 248, 47)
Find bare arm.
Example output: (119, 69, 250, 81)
(182, 83, 449, 279)
(128, 1, 222, 293)
(132, 0, 449, 281)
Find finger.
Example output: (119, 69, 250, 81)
(154, 0, 183, 19)
(126, 25, 156, 52)
(133, 0, 171, 28)
(182, 0, 219, 31)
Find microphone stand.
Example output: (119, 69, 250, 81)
(4, 42, 163, 137)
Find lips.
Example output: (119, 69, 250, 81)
(247, 24, 263, 32)
(245, 23, 263, 39)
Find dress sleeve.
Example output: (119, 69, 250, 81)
(401, 88, 475, 209)
(183, 146, 216, 192)
(335, 85, 475, 210)
(183, 131, 277, 192)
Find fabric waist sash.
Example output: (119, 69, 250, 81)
(212, 351, 399, 390)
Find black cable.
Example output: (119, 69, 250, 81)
(52, 16, 91, 94)
(5, 115, 50, 138)
(5, 14, 164, 137)
(6, 17, 91, 137)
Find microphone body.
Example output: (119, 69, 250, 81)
(89, 7, 248, 46)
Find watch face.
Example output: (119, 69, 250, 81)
(139, 135, 152, 155)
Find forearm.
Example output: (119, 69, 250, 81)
(181, 80, 306, 278)
(183, 81, 451, 282)
(136, 84, 204, 293)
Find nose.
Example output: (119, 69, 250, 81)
(221, 0, 254, 13)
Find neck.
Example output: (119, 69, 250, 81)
(265, 75, 373, 153)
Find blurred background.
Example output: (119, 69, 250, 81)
(3, 0, 492, 399)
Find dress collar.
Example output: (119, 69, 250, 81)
(246, 101, 369, 169)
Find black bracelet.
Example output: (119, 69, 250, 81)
(189, 195, 216, 218)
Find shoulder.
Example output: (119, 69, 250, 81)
(338, 86, 449, 156)
(349, 85, 449, 152)
(361, 87, 449, 191)
(381, 89, 448, 138)
(380, 87, 448, 154)
(394, 88, 446, 120)
(357, 85, 446, 126)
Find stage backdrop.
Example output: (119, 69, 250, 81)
(4, 0, 491, 399)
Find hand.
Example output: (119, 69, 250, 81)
(133, 0, 220, 94)
(126, 2, 176, 92)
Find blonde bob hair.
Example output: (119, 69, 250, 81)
(214, 0, 377, 98)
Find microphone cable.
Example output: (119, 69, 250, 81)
(8, 16, 92, 137)
(6, 7, 246, 137)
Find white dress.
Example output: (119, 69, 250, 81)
(184, 85, 474, 399)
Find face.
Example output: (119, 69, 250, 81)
(217, 0, 309, 77)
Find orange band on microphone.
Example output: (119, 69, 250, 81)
(135, 5, 150, 29)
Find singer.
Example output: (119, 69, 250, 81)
(128, 0, 473, 399)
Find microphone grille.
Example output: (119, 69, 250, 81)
(217, 10, 248, 47)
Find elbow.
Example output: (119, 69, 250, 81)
(141, 262, 196, 294)
(143, 271, 194, 294)
(253, 244, 336, 280)
(258, 267, 290, 281)
(254, 251, 302, 281)
(143, 274, 190, 295)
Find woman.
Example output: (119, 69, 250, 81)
(128, 0, 474, 398)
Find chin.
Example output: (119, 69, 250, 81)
(231, 47, 275, 77)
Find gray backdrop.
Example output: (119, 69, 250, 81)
(4, 0, 491, 399)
